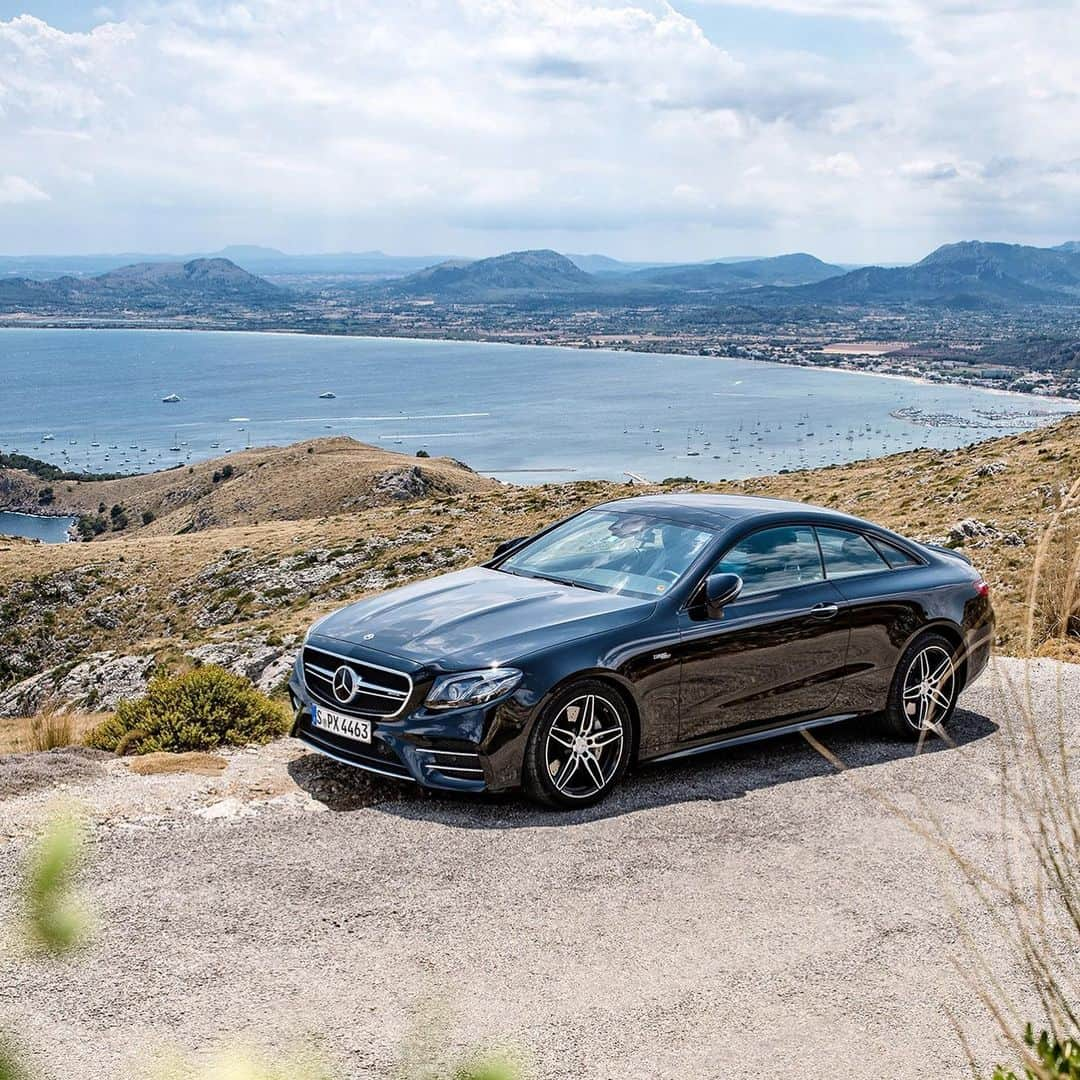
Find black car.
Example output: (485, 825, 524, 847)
(289, 494, 993, 807)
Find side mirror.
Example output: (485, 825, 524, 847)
(493, 536, 527, 559)
(705, 572, 743, 618)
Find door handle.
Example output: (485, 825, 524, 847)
(809, 602, 839, 619)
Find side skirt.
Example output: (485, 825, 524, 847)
(647, 712, 860, 764)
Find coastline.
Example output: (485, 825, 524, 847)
(1, 320, 1076, 408)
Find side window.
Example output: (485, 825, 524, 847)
(714, 526, 824, 597)
(870, 536, 921, 568)
(817, 527, 890, 578)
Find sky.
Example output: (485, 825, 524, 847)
(1, 0, 1079, 263)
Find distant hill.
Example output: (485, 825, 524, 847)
(771, 242, 1080, 307)
(565, 253, 672, 275)
(388, 249, 595, 298)
(0, 249, 453, 281)
(1054, 241, 1080, 254)
(630, 252, 845, 290)
(0, 258, 282, 311)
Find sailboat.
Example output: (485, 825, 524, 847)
(169, 433, 182, 452)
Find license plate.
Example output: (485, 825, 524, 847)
(312, 704, 371, 743)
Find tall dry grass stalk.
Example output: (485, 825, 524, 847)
(966, 473, 1080, 1077)
(23, 699, 75, 753)
(803, 473, 1080, 1078)
(1026, 478, 1080, 655)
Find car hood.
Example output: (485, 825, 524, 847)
(313, 566, 655, 668)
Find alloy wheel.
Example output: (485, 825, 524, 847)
(544, 693, 625, 800)
(902, 643, 956, 733)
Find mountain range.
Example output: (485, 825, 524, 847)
(774, 241, 1080, 307)
(3, 241, 1080, 313)
(371, 249, 848, 301)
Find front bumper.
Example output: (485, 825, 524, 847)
(291, 702, 488, 791)
(289, 666, 531, 793)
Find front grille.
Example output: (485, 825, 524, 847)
(302, 644, 413, 717)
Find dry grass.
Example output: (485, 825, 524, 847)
(123, 751, 228, 776)
(0, 708, 106, 754)
(1028, 513, 1080, 651)
(0, 436, 498, 538)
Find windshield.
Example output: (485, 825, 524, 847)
(499, 510, 715, 599)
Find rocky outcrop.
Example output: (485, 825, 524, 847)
(0, 638, 298, 718)
(186, 640, 297, 694)
(947, 518, 1025, 548)
(373, 465, 432, 501)
(0, 651, 156, 717)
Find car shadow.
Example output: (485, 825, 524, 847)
(286, 706, 998, 826)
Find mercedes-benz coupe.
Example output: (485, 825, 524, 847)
(289, 494, 993, 807)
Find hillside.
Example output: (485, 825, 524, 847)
(0, 417, 1077, 715)
(0, 258, 281, 311)
(0, 438, 498, 537)
(775, 241, 1080, 307)
(387, 249, 595, 298)
(630, 252, 845, 290)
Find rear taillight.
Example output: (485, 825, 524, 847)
(974, 579, 990, 597)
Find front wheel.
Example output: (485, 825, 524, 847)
(883, 632, 961, 740)
(523, 680, 632, 808)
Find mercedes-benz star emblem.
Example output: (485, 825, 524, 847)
(332, 664, 359, 704)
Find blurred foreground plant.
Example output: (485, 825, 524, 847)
(993, 1026, 1080, 1080)
(20, 812, 90, 957)
(149, 1045, 337, 1080)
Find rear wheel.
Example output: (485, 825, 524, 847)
(523, 679, 632, 808)
(883, 632, 961, 740)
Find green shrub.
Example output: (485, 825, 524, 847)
(86, 666, 289, 755)
(141, 510, 156, 525)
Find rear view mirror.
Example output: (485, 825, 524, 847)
(493, 536, 527, 559)
(705, 572, 743, 618)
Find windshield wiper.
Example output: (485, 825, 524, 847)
(526, 572, 606, 592)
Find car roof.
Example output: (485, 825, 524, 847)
(594, 492, 881, 533)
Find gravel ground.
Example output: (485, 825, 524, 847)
(1, 655, 1077, 1079)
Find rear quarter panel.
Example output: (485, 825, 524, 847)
(829, 565, 972, 714)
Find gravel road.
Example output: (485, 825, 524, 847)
(2, 656, 1077, 1079)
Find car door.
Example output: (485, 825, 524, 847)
(674, 524, 851, 745)
(814, 526, 927, 714)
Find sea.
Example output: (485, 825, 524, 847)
(1, 328, 1076, 496)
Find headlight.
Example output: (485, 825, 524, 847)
(424, 668, 523, 710)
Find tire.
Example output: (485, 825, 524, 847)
(883, 632, 961, 740)
(523, 679, 633, 808)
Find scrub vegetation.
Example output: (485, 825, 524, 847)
(85, 666, 289, 754)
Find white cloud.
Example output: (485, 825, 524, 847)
(0, 0, 1077, 259)
(812, 152, 863, 178)
(0, 174, 50, 204)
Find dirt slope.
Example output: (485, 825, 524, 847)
(0, 437, 499, 535)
